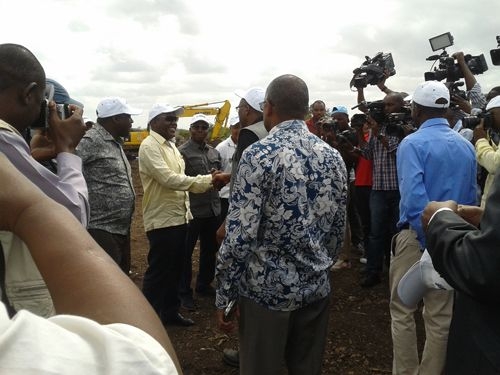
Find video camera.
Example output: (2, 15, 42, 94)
(424, 32, 488, 82)
(364, 100, 412, 138)
(350, 52, 396, 89)
(462, 110, 494, 130)
(490, 36, 500, 66)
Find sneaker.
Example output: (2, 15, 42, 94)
(222, 348, 239, 368)
(331, 259, 351, 270)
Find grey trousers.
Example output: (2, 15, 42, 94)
(239, 295, 330, 375)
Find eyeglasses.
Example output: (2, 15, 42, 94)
(191, 124, 209, 131)
(259, 99, 272, 111)
(236, 103, 249, 111)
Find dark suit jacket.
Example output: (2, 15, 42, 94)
(426, 173, 500, 375)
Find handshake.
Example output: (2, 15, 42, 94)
(211, 170, 230, 191)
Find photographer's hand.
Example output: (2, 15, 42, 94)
(473, 122, 487, 143)
(451, 94, 472, 114)
(46, 102, 86, 154)
(452, 51, 477, 92)
(30, 128, 56, 161)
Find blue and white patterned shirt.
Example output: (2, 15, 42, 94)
(215, 119, 348, 311)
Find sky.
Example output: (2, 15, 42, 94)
(1, 0, 499, 129)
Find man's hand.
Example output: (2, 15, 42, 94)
(216, 307, 238, 334)
(46, 102, 86, 154)
(457, 204, 483, 227)
(30, 128, 56, 161)
(473, 122, 487, 143)
(451, 94, 472, 114)
(422, 200, 458, 231)
(452, 51, 466, 64)
(216, 220, 226, 245)
(212, 172, 230, 190)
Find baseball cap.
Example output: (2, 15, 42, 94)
(235, 87, 265, 112)
(189, 113, 212, 126)
(97, 97, 142, 118)
(148, 104, 184, 124)
(46, 78, 83, 107)
(229, 115, 240, 127)
(412, 81, 450, 108)
(331, 106, 349, 115)
(397, 250, 453, 308)
(486, 95, 500, 111)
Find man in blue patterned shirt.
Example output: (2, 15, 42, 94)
(215, 74, 348, 375)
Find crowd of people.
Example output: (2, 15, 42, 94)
(1, 41, 500, 375)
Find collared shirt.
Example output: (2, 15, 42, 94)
(76, 123, 135, 235)
(138, 130, 213, 232)
(475, 134, 500, 208)
(397, 117, 477, 247)
(215, 136, 237, 199)
(178, 139, 221, 218)
(360, 125, 399, 190)
(468, 81, 487, 110)
(0, 120, 89, 317)
(216, 119, 347, 311)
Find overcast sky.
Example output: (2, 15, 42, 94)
(2, 0, 499, 129)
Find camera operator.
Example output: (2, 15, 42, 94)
(305, 100, 326, 136)
(0, 44, 88, 318)
(473, 96, 500, 208)
(356, 83, 408, 287)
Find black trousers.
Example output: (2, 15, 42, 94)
(88, 228, 130, 274)
(142, 224, 187, 318)
(179, 216, 221, 296)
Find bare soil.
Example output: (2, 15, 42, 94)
(128, 159, 423, 374)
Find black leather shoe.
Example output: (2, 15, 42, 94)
(222, 348, 239, 368)
(163, 313, 195, 327)
(360, 273, 381, 288)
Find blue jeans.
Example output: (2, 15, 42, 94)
(366, 190, 400, 274)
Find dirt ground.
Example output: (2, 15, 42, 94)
(128, 159, 423, 375)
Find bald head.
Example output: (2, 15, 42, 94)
(266, 74, 309, 119)
(0, 44, 45, 91)
(383, 92, 405, 114)
(0, 44, 46, 131)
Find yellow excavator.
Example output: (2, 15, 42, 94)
(123, 100, 231, 153)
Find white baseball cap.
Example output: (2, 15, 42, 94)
(189, 113, 212, 126)
(229, 115, 240, 127)
(412, 81, 450, 108)
(96, 97, 142, 118)
(235, 87, 265, 112)
(397, 249, 453, 308)
(148, 104, 184, 124)
(486, 95, 500, 111)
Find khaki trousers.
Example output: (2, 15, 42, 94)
(389, 229, 453, 375)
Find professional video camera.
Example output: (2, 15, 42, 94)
(491, 36, 500, 65)
(365, 100, 385, 124)
(424, 32, 488, 82)
(364, 100, 412, 138)
(462, 110, 494, 130)
(446, 81, 468, 102)
(350, 52, 396, 89)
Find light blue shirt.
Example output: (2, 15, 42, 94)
(397, 117, 477, 248)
